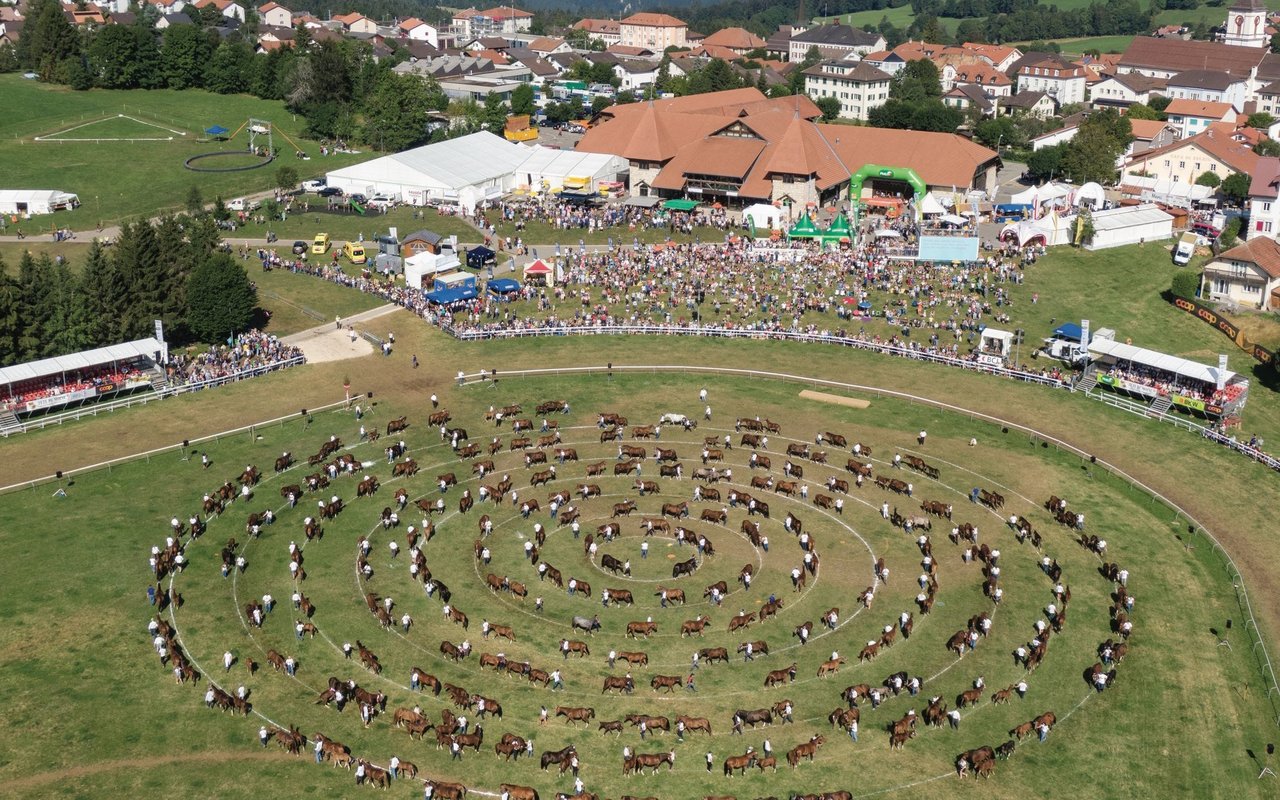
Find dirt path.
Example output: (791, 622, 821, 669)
(283, 303, 399, 363)
(4, 750, 285, 792)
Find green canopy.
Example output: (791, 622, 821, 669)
(788, 212, 821, 239)
(663, 199, 700, 211)
(826, 212, 852, 239)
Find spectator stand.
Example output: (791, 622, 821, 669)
(1084, 338, 1249, 424)
(0, 338, 166, 430)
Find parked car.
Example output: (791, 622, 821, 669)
(301, 179, 326, 193)
(368, 194, 397, 210)
(312, 233, 330, 255)
(318, 186, 344, 198)
(292, 240, 308, 255)
(349, 193, 369, 206)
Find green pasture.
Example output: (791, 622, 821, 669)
(0, 367, 1274, 799)
(0, 75, 363, 229)
(1025, 35, 1135, 54)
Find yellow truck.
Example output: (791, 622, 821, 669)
(343, 240, 366, 265)
(311, 233, 330, 255)
(504, 114, 538, 142)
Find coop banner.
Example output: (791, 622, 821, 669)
(1171, 297, 1278, 370)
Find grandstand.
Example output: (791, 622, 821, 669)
(0, 338, 167, 431)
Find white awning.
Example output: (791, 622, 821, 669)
(920, 193, 945, 215)
(1088, 338, 1234, 385)
(0, 337, 164, 387)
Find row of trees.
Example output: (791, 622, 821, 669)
(0, 215, 256, 366)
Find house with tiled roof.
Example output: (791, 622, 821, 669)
(803, 59, 891, 121)
(1165, 69, 1248, 109)
(787, 23, 884, 63)
(960, 42, 1022, 71)
(700, 26, 765, 55)
(608, 43, 658, 59)
(573, 18, 621, 46)
(193, 0, 244, 21)
(1117, 36, 1268, 80)
(1165, 99, 1239, 138)
(257, 1, 289, 27)
(1126, 118, 1177, 161)
(1124, 124, 1259, 189)
(452, 6, 531, 38)
(575, 88, 998, 206)
(620, 12, 687, 50)
(64, 3, 106, 25)
(951, 62, 1013, 97)
(1090, 71, 1166, 109)
(943, 83, 996, 116)
(332, 11, 375, 33)
(1001, 90, 1057, 118)
(397, 17, 438, 46)
(1010, 52, 1086, 106)
(526, 36, 569, 57)
(1244, 155, 1280, 241)
(154, 11, 190, 28)
(1202, 234, 1280, 309)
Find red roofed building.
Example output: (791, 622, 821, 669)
(573, 18, 621, 46)
(575, 88, 998, 206)
(332, 11, 375, 33)
(257, 1, 290, 27)
(700, 26, 765, 55)
(1164, 98, 1239, 138)
(452, 6, 531, 38)
(620, 12, 688, 50)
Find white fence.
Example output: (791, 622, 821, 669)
(0, 392, 344, 496)
(457, 363, 1280, 726)
(3, 356, 306, 437)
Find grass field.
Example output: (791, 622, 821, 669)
(0, 75, 364, 230)
(0, 362, 1274, 799)
(1024, 35, 1135, 54)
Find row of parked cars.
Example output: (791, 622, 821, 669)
(300, 179, 397, 209)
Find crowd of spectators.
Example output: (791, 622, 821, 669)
(168, 330, 303, 386)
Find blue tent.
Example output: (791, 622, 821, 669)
(425, 286, 478, 305)
(205, 125, 229, 136)
(466, 246, 496, 269)
(1053, 323, 1083, 342)
(488, 278, 520, 294)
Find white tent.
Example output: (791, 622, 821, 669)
(920, 193, 946, 216)
(977, 327, 1014, 366)
(1074, 182, 1105, 208)
(999, 213, 1075, 247)
(1009, 182, 1071, 207)
(326, 132, 530, 210)
(0, 189, 79, 215)
(514, 147, 627, 194)
(742, 203, 784, 230)
(1084, 204, 1173, 251)
(405, 250, 461, 289)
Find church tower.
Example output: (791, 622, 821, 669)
(1224, 0, 1268, 48)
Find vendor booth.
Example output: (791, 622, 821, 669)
(523, 258, 554, 287)
(976, 327, 1014, 367)
(404, 249, 460, 289)
(487, 278, 521, 301)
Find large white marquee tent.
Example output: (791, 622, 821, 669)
(326, 133, 628, 212)
(325, 132, 529, 212)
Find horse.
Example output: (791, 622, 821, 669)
(764, 663, 797, 687)
(728, 612, 756, 632)
(817, 657, 846, 677)
(677, 715, 712, 735)
(603, 676, 634, 694)
(627, 621, 658, 639)
(723, 751, 758, 776)
(555, 707, 595, 725)
(673, 557, 698, 578)
(572, 615, 602, 635)
(650, 675, 681, 693)
(787, 734, 824, 767)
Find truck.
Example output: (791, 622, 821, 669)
(1041, 324, 1114, 367)
(1172, 231, 1198, 266)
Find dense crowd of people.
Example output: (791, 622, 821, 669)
(168, 330, 303, 386)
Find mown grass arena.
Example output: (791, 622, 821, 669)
(2, 330, 1278, 800)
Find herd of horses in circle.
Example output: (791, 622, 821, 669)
(146, 395, 1136, 800)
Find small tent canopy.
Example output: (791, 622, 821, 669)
(623, 195, 661, 208)
(488, 278, 520, 293)
(205, 125, 229, 136)
(788, 213, 821, 239)
(465, 246, 496, 269)
(425, 286, 478, 305)
(742, 203, 784, 230)
(663, 199, 699, 211)
(1075, 182, 1105, 208)
(825, 212, 852, 239)
(939, 213, 968, 226)
(1053, 323, 1084, 342)
(874, 229, 902, 238)
(524, 258, 554, 286)
(920, 193, 946, 216)
(979, 327, 1014, 359)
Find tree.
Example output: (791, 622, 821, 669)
(973, 116, 1021, 150)
(17, 0, 80, 77)
(185, 185, 205, 216)
(1272, 30, 1280, 53)
(276, 165, 299, 192)
(1247, 112, 1276, 130)
(1148, 94, 1171, 113)
(186, 253, 257, 343)
(482, 91, 508, 133)
(1195, 171, 1221, 188)
(1073, 206, 1095, 247)
(0, 260, 20, 365)
(890, 59, 942, 102)
(1170, 268, 1201, 298)
(816, 96, 842, 121)
(510, 83, 535, 116)
(1025, 142, 1066, 182)
(1126, 102, 1163, 121)
(1256, 139, 1280, 157)
(362, 71, 433, 151)
(1221, 172, 1251, 205)
(1220, 217, 1241, 249)
(161, 24, 212, 89)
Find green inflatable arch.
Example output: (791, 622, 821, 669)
(849, 164, 927, 223)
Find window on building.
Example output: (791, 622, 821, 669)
(1214, 278, 1228, 294)
(1266, 201, 1273, 211)
(1245, 283, 1260, 294)
(1178, 161, 1185, 169)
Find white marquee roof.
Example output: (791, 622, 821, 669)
(327, 132, 531, 192)
(1090, 204, 1173, 232)
(0, 337, 163, 386)
(516, 147, 626, 179)
(1088, 338, 1234, 385)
